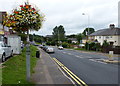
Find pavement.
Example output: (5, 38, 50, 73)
(31, 48, 73, 85)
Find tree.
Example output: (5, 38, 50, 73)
(52, 25, 65, 43)
(82, 28, 95, 36)
(76, 33, 83, 43)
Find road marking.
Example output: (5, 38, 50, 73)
(63, 52, 66, 53)
(64, 66, 87, 86)
(62, 67, 82, 85)
(97, 61, 107, 64)
(53, 58, 88, 86)
(75, 55, 80, 57)
(85, 56, 92, 58)
(89, 59, 107, 64)
(75, 55, 83, 58)
(68, 53, 72, 55)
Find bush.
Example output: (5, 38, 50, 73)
(85, 42, 101, 51)
(85, 42, 89, 50)
(62, 42, 70, 48)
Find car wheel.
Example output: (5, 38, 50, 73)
(2, 54, 6, 62)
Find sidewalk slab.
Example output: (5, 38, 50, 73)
(31, 48, 72, 84)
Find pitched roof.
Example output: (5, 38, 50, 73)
(68, 38, 77, 41)
(90, 27, 120, 36)
(45, 35, 53, 38)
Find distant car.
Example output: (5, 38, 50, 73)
(0, 41, 13, 62)
(43, 46, 48, 51)
(79, 44, 85, 48)
(39, 45, 43, 48)
(46, 47, 54, 53)
(58, 46, 63, 50)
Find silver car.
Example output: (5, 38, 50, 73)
(46, 47, 54, 53)
(0, 41, 13, 62)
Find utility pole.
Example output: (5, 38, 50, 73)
(82, 13, 90, 50)
(58, 28, 60, 46)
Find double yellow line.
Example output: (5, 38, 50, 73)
(53, 58, 88, 86)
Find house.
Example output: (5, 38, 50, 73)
(81, 37, 87, 44)
(45, 35, 53, 38)
(89, 24, 120, 47)
(68, 38, 78, 43)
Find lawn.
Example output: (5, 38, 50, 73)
(2, 45, 38, 85)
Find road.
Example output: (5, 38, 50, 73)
(49, 47, 119, 85)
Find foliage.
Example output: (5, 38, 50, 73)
(3, 2, 44, 33)
(102, 40, 110, 47)
(52, 25, 65, 42)
(94, 43, 101, 51)
(18, 33, 27, 44)
(85, 42, 101, 51)
(82, 28, 95, 36)
(2, 45, 38, 84)
(62, 42, 70, 48)
(76, 33, 84, 43)
(29, 34, 45, 43)
(85, 42, 89, 50)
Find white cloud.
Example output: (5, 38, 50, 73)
(0, 0, 119, 36)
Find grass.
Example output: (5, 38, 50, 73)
(74, 48, 101, 52)
(2, 45, 38, 85)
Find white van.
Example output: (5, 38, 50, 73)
(0, 41, 13, 62)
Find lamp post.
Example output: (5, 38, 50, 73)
(82, 13, 90, 50)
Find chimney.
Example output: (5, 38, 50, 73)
(109, 24, 115, 29)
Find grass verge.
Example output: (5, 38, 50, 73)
(74, 48, 101, 52)
(2, 45, 38, 85)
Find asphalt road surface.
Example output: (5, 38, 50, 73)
(49, 47, 119, 85)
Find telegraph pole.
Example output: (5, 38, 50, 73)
(82, 13, 90, 50)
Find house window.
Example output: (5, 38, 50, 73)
(111, 36, 112, 38)
(99, 36, 101, 39)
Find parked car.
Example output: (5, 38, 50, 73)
(42, 46, 48, 51)
(39, 45, 43, 48)
(58, 46, 63, 50)
(0, 41, 13, 62)
(46, 47, 55, 53)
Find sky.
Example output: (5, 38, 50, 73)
(0, 0, 119, 36)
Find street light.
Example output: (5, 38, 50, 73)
(82, 13, 90, 50)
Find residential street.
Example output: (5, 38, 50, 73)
(49, 47, 119, 85)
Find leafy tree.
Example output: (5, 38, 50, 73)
(76, 33, 83, 43)
(82, 28, 95, 36)
(52, 25, 65, 42)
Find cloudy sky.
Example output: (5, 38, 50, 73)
(0, 0, 119, 36)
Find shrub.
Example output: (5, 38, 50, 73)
(62, 42, 70, 48)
